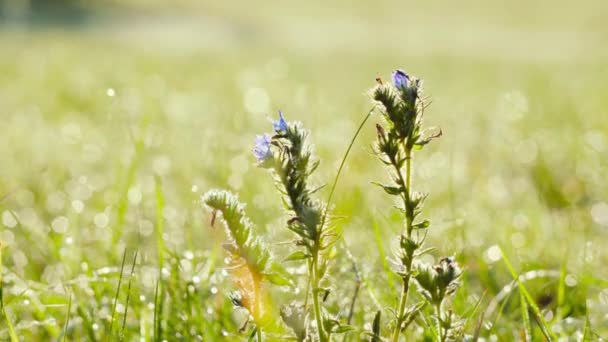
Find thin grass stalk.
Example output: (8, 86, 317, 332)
(108, 249, 128, 340)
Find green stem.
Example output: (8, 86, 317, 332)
(404, 149, 413, 236)
(435, 303, 444, 342)
(391, 149, 414, 342)
(391, 275, 411, 342)
(256, 326, 263, 342)
(311, 249, 327, 342)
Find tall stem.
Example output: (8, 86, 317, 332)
(256, 326, 263, 342)
(435, 303, 444, 342)
(391, 149, 413, 342)
(311, 248, 327, 342)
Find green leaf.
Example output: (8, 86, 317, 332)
(501, 247, 557, 340)
(284, 251, 310, 262)
(371, 310, 382, 342)
(412, 220, 430, 230)
(265, 272, 292, 286)
(371, 182, 403, 196)
(333, 325, 356, 334)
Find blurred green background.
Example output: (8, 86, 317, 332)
(1, 0, 607, 340)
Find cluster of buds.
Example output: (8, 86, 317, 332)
(414, 257, 462, 306)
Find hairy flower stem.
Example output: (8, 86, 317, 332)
(391, 149, 414, 342)
(252, 267, 263, 339)
(312, 248, 328, 342)
(435, 303, 445, 342)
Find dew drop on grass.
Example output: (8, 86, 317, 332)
(210, 287, 218, 294)
(128, 186, 142, 205)
(71, 200, 85, 213)
(192, 276, 201, 284)
(51, 216, 69, 234)
(565, 274, 578, 287)
(599, 289, 608, 305)
(106, 88, 116, 97)
(94, 213, 109, 228)
(590, 202, 608, 226)
(1, 211, 17, 228)
(485, 245, 502, 264)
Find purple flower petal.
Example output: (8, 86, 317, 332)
(253, 134, 273, 162)
(273, 110, 288, 132)
(392, 69, 410, 90)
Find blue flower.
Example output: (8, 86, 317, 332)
(273, 110, 288, 132)
(253, 134, 273, 162)
(392, 69, 410, 90)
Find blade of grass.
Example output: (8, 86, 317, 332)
(63, 290, 73, 342)
(582, 315, 590, 341)
(1, 306, 18, 342)
(120, 251, 138, 341)
(153, 278, 163, 342)
(462, 290, 486, 332)
(113, 137, 144, 246)
(519, 286, 532, 341)
(153, 175, 165, 341)
(0, 243, 18, 342)
(500, 247, 556, 341)
(372, 219, 397, 298)
(320, 105, 375, 230)
(108, 249, 128, 340)
(77, 306, 97, 341)
(154, 175, 165, 269)
(555, 260, 567, 322)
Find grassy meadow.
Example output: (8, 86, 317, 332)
(1, 1, 608, 340)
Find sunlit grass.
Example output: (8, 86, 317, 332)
(1, 1, 608, 338)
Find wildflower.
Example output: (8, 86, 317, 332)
(392, 69, 410, 90)
(253, 134, 273, 162)
(273, 110, 288, 132)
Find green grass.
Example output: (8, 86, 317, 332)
(1, 0, 608, 339)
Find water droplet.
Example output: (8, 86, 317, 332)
(565, 274, 577, 287)
(94, 213, 109, 228)
(485, 245, 502, 263)
(106, 88, 116, 97)
(591, 202, 608, 226)
(51, 216, 69, 234)
(2, 211, 17, 228)
(71, 200, 85, 213)
(128, 187, 142, 205)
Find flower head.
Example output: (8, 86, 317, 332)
(273, 110, 288, 132)
(253, 134, 273, 162)
(392, 69, 410, 90)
